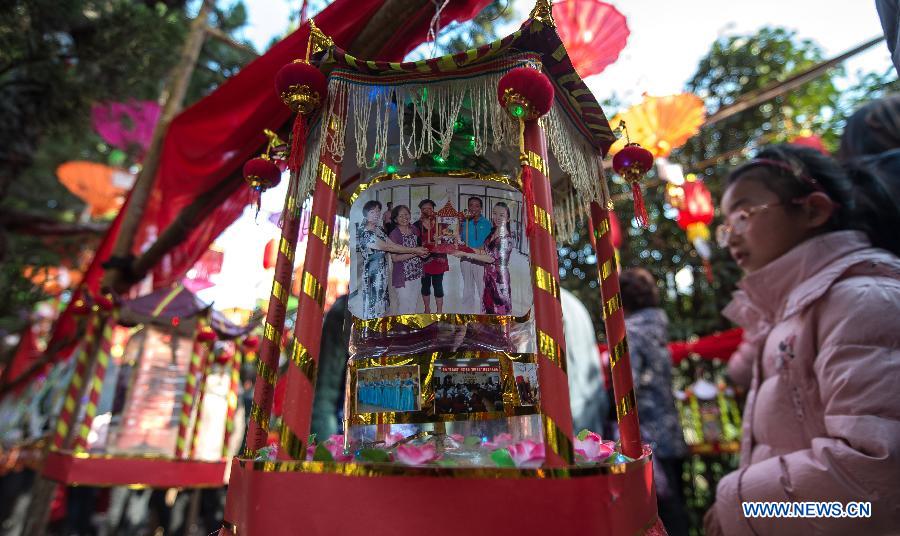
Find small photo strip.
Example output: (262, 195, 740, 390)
(433, 359, 503, 414)
(512, 361, 539, 406)
(356, 365, 420, 414)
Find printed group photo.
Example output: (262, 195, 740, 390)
(433, 359, 503, 414)
(356, 365, 421, 414)
(348, 177, 533, 320)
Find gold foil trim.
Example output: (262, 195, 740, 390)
(319, 162, 338, 191)
(347, 170, 521, 205)
(529, 0, 556, 28)
(537, 329, 565, 373)
(522, 150, 549, 177)
(278, 236, 295, 263)
(250, 402, 270, 433)
(280, 423, 305, 459)
(600, 259, 613, 281)
(602, 293, 622, 319)
(290, 340, 318, 383)
(533, 266, 560, 299)
(239, 449, 651, 478)
(616, 389, 637, 421)
(263, 322, 278, 343)
(309, 215, 332, 246)
(300, 271, 324, 307)
(221, 520, 238, 535)
(542, 415, 575, 464)
(594, 218, 610, 241)
(256, 359, 278, 387)
(532, 204, 553, 236)
(609, 339, 628, 370)
(271, 280, 288, 305)
(351, 311, 531, 331)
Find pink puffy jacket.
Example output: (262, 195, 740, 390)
(715, 231, 900, 535)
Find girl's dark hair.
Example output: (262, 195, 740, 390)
(487, 202, 512, 240)
(390, 204, 410, 224)
(620, 267, 660, 312)
(362, 200, 382, 215)
(727, 144, 900, 255)
(844, 149, 900, 255)
(838, 95, 900, 161)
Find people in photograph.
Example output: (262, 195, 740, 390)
(388, 205, 424, 315)
(453, 202, 513, 315)
(400, 371, 417, 411)
(357, 200, 428, 319)
(382, 201, 395, 234)
(413, 199, 450, 313)
(458, 196, 492, 313)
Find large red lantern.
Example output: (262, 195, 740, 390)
(262, 238, 278, 270)
(553, 0, 629, 79)
(612, 141, 654, 227)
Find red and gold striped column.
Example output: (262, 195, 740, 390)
(52, 311, 101, 450)
(589, 201, 642, 458)
(175, 333, 209, 458)
(190, 349, 215, 459)
(73, 310, 116, 453)
(244, 199, 302, 456)
(278, 117, 343, 460)
(522, 120, 575, 467)
(222, 347, 242, 459)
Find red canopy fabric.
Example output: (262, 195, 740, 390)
(0, 326, 40, 394)
(21, 0, 491, 390)
(137, 0, 493, 289)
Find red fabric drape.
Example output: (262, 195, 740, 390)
(0, 326, 39, 394)
(599, 328, 744, 366)
(137, 0, 493, 288)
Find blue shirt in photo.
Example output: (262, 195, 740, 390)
(464, 216, 492, 248)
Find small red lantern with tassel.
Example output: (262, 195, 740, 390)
(611, 121, 654, 227)
(497, 66, 554, 237)
(274, 59, 328, 173)
(196, 325, 218, 343)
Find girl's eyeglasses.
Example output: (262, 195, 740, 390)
(715, 202, 784, 248)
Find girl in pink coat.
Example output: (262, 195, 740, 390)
(705, 145, 900, 535)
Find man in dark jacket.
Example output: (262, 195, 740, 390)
(310, 294, 349, 438)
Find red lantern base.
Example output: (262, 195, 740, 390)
(42, 450, 228, 488)
(221, 447, 662, 535)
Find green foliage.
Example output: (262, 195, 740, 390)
(313, 442, 335, 462)
(358, 447, 391, 463)
(490, 447, 515, 467)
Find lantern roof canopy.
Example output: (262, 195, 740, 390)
(289, 2, 618, 242)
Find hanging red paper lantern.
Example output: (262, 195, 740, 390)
(612, 142, 654, 227)
(196, 326, 218, 343)
(215, 344, 235, 366)
(243, 157, 282, 192)
(275, 60, 328, 172)
(675, 176, 714, 243)
(497, 67, 555, 121)
(553, 0, 630, 79)
(241, 335, 260, 352)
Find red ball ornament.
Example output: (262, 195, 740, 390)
(612, 143, 655, 227)
(497, 67, 554, 120)
(241, 335, 260, 352)
(215, 346, 234, 366)
(196, 326, 218, 343)
(274, 60, 327, 115)
(243, 157, 282, 191)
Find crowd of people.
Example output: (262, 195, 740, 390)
(434, 374, 503, 414)
(356, 195, 517, 319)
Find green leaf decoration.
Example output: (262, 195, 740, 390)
(576, 429, 591, 441)
(313, 443, 334, 462)
(490, 448, 515, 468)
(358, 448, 391, 463)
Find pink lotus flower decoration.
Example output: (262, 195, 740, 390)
(395, 443, 440, 466)
(484, 432, 514, 450)
(450, 433, 464, 443)
(574, 432, 615, 462)
(507, 440, 546, 468)
(306, 443, 316, 461)
(384, 431, 406, 447)
(324, 434, 353, 462)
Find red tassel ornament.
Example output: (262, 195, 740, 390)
(274, 60, 328, 173)
(612, 143, 654, 227)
